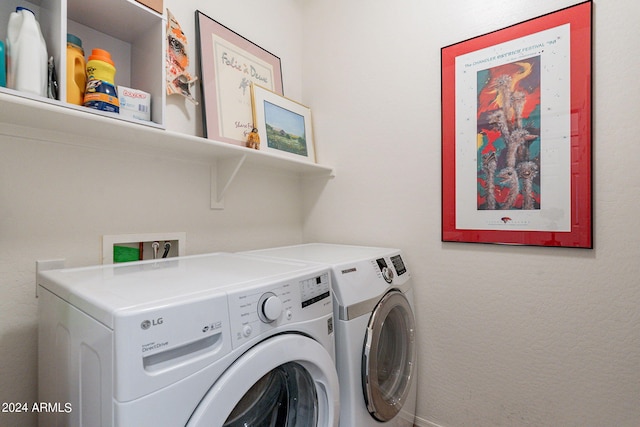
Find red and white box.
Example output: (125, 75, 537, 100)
(118, 86, 151, 122)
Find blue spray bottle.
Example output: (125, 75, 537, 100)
(0, 40, 6, 87)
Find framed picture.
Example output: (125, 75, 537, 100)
(251, 84, 316, 163)
(195, 11, 283, 146)
(441, 1, 592, 248)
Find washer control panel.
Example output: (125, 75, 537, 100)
(300, 274, 331, 308)
(226, 270, 331, 349)
(257, 292, 283, 323)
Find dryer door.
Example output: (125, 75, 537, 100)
(362, 290, 416, 422)
(186, 334, 339, 427)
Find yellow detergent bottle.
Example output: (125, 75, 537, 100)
(83, 48, 119, 113)
(66, 34, 85, 105)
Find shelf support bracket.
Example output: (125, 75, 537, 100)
(210, 155, 246, 209)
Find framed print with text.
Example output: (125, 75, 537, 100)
(441, 1, 592, 248)
(196, 11, 283, 146)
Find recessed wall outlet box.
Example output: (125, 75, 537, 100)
(102, 232, 186, 264)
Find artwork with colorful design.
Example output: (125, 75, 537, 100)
(477, 57, 541, 211)
(441, 1, 592, 247)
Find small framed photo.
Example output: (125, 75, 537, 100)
(251, 84, 316, 163)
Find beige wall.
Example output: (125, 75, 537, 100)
(301, 0, 640, 426)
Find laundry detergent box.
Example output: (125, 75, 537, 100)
(118, 86, 151, 121)
(135, 0, 163, 14)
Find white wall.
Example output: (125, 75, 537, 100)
(2, 1, 639, 426)
(0, 1, 307, 426)
(165, 0, 306, 136)
(301, 0, 640, 426)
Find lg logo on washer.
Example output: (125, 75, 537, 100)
(140, 318, 164, 330)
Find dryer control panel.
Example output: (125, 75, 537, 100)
(375, 254, 408, 282)
(226, 270, 332, 349)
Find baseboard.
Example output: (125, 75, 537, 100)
(413, 414, 446, 427)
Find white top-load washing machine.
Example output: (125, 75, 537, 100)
(242, 243, 417, 427)
(37, 252, 340, 427)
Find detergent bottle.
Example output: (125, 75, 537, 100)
(6, 6, 48, 97)
(83, 48, 119, 113)
(66, 34, 85, 105)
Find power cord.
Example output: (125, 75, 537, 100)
(162, 241, 171, 258)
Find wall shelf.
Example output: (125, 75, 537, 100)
(1, 0, 333, 208)
(0, 0, 166, 126)
(0, 91, 335, 209)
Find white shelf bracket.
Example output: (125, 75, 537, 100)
(210, 155, 246, 209)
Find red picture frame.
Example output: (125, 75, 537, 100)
(441, 1, 592, 248)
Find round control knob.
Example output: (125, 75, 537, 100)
(381, 266, 394, 283)
(242, 325, 253, 337)
(259, 293, 283, 323)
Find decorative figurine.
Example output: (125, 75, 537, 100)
(247, 128, 260, 150)
(166, 9, 198, 104)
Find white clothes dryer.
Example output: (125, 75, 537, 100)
(242, 243, 417, 427)
(37, 252, 340, 427)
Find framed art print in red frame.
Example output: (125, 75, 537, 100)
(441, 1, 592, 248)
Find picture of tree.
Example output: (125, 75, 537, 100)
(263, 101, 308, 156)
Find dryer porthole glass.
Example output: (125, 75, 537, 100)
(376, 305, 409, 397)
(361, 290, 416, 422)
(224, 362, 318, 427)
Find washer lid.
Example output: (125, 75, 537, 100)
(186, 333, 340, 427)
(37, 252, 328, 328)
(242, 243, 412, 311)
(244, 243, 399, 265)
